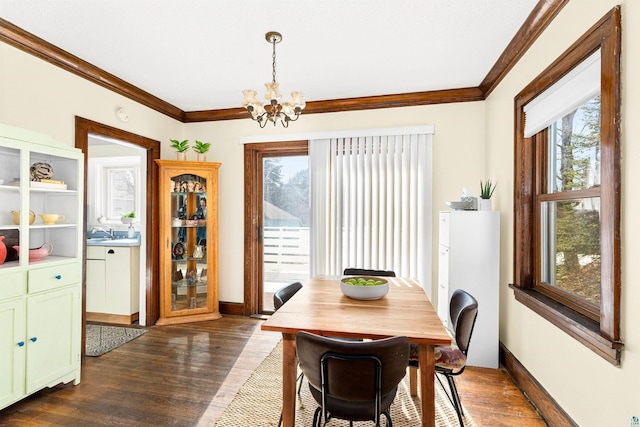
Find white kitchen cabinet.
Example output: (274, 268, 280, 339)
(86, 245, 140, 324)
(0, 295, 26, 409)
(0, 124, 83, 410)
(438, 210, 500, 368)
(26, 284, 81, 393)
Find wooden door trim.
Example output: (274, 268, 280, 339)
(244, 141, 308, 316)
(74, 117, 161, 327)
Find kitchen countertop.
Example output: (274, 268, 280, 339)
(86, 231, 141, 247)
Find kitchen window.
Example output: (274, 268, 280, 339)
(512, 7, 622, 365)
(89, 156, 142, 223)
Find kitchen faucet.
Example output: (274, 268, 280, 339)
(90, 226, 114, 239)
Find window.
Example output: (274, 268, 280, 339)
(88, 156, 142, 223)
(105, 167, 137, 218)
(512, 8, 622, 365)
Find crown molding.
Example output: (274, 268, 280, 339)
(479, 0, 569, 96)
(0, 0, 568, 123)
(184, 87, 484, 122)
(0, 17, 184, 122)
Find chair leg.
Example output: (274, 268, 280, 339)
(384, 408, 393, 427)
(445, 375, 465, 427)
(312, 406, 322, 427)
(297, 372, 305, 395)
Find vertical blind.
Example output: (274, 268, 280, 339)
(309, 133, 432, 289)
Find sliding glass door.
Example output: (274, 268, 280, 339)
(262, 155, 310, 312)
(244, 141, 309, 315)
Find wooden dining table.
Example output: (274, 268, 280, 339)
(261, 275, 451, 427)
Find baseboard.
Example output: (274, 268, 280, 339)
(86, 311, 138, 325)
(500, 342, 578, 427)
(220, 301, 245, 316)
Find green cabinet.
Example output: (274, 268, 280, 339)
(0, 124, 83, 410)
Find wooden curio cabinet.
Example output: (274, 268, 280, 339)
(155, 160, 221, 325)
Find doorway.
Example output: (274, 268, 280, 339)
(244, 141, 309, 315)
(75, 117, 161, 326)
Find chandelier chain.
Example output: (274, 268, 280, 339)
(272, 37, 277, 84)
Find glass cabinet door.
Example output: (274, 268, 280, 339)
(169, 173, 208, 314)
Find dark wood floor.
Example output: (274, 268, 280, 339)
(0, 316, 546, 426)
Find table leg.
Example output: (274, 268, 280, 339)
(281, 333, 297, 427)
(409, 366, 418, 396)
(419, 343, 435, 427)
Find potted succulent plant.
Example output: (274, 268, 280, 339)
(479, 180, 496, 211)
(121, 211, 137, 224)
(193, 140, 211, 161)
(170, 139, 189, 160)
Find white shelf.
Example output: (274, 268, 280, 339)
(29, 224, 78, 230)
(0, 224, 20, 230)
(30, 188, 77, 194)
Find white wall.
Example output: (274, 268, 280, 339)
(0, 42, 184, 146)
(486, 1, 639, 425)
(184, 102, 486, 302)
(1, 32, 486, 310)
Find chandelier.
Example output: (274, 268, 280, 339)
(242, 31, 305, 128)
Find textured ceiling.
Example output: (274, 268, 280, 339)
(0, 0, 538, 112)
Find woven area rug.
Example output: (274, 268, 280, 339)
(85, 324, 147, 357)
(213, 342, 476, 427)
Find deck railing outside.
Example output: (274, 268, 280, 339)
(263, 226, 311, 309)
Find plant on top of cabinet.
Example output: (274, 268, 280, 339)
(170, 139, 189, 152)
(193, 140, 210, 154)
(479, 180, 496, 199)
(170, 139, 189, 160)
(479, 180, 496, 211)
(193, 140, 211, 161)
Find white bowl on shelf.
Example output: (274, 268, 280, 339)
(446, 201, 472, 210)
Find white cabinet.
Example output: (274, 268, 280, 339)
(86, 245, 140, 324)
(0, 124, 83, 410)
(0, 293, 26, 409)
(26, 284, 81, 393)
(438, 210, 500, 368)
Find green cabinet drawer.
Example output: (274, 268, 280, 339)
(28, 263, 80, 294)
(0, 271, 26, 300)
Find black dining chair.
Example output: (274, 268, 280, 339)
(343, 268, 396, 277)
(409, 289, 478, 427)
(273, 281, 303, 311)
(296, 331, 410, 427)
